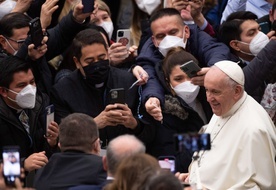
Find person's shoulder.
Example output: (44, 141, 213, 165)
(110, 67, 134, 78)
(52, 71, 81, 90)
(68, 185, 102, 190)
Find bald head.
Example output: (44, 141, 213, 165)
(106, 135, 145, 176)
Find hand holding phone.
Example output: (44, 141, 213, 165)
(29, 17, 44, 49)
(2, 146, 20, 186)
(180, 60, 201, 78)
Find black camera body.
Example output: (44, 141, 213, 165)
(174, 133, 211, 152)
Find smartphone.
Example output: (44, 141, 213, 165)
(45, 104, 54, 136)
(174, 133, 211, 152)
(259, 22, 270, 34)
(117, 29, 131, 48)
(29, 17, 44, 48)
(82, 0, 94, 13)
(158, 156, 176, 173)
(108, 88, 125, 104)
(180, 60, 201, 78)
(2, 146, 20, 186)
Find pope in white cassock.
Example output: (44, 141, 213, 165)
(189, 60, 276, 190)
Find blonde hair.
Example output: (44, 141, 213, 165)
(96, 0, 111, 16)
(58, 0, 79, 22)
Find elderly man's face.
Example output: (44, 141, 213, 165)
(204, 68, 238, 116)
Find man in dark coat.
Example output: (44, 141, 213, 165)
(0, 56, 58, 173)
(34, 113, 107, 190)
(50, 29, 154, 147)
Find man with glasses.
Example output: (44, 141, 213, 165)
(34, 113, 107, 189)
(0, 1, 93, 94)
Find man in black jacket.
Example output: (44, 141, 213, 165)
(0, 1, 91, 94)
(34, 113, 106, 189)
(50, 28, 154, 147)
(0, 56, 58, 173)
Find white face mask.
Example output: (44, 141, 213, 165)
(7, 84, 37, 109)
(135, 0, 161, 15)
(0, 0, 16, 19)
(238, 31, 269, 56)
(99, 21, 114, 40)
(172, 81, 200, 104)
(158, 32, 187, 57)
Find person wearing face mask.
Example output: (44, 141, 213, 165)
(136, 8, 231, 122)
(90, 0, 114, 42)
(219, 11, 276, 102)
(0, 56, 59, 179)
(50, 29, 154, 150)
(89, 0, 138, 69)
(143, 47, 213, 173)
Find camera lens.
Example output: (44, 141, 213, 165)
(118, 31, 124, 37)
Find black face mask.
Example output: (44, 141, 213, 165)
(82, 59, 110, 85)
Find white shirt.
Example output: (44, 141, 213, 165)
(221, 0, 271, 24)
(189, 92, 276, 189)
(0, 0, 16, 19)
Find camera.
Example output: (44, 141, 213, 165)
(174, 133, 211, 152)
(118, 31, 124, 37)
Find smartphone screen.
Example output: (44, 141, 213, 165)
(45, 104, 54, 136)
(2, 146, 20, 185)
(158, 156, 176, 173)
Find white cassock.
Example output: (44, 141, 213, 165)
(189, 92, 276, 190)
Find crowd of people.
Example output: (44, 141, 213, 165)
(0, 0, 275, 189)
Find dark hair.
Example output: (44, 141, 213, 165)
(59, 113, 99, 153)
(273, 0, 276, 13)
(163, 46, 199, 81)
(219, 11, 258, 50)
(150, 8, 183, 25)
(0, 12, 31, 38)
(106, 153, 160, 190)
(145, 171, 183, 190)
(86, 24, 111, 46)
(0, 56, 32, 88)
(72, 29, 108, 60)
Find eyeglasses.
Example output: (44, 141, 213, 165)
(5, 37, 26, 49)
(92, 137, 103, 147)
